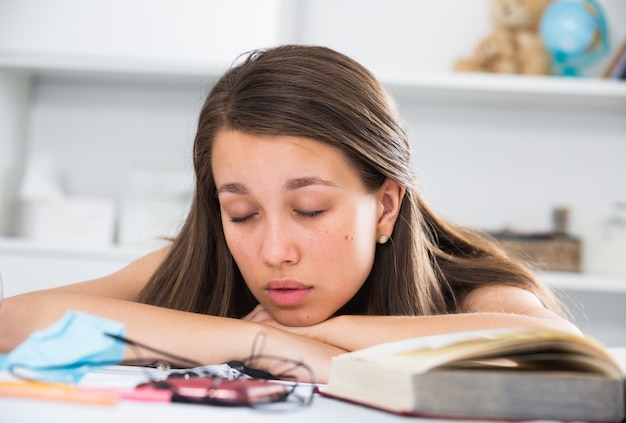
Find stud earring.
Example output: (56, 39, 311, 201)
(378, 235, 388, 244)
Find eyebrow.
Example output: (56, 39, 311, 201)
(217, 183, 248, 195)
(283, 176, 339, 191)
(217, 177, 339, 195)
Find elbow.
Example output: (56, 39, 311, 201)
(524, 312, 583, 337)
(0, 296, 26, 353)
(0, 293, 52, 353)
(551, 318, 584, 337)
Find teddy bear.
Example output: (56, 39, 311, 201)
(454, 0, 553, 75)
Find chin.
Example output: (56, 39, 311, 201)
(275, 311, 327, 327)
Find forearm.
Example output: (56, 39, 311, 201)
(318, 312, 581, 352)
(0, 292, 344, 382)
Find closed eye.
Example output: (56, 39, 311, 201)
(294, 210, 324, 218)
(230, 214, 256, 223)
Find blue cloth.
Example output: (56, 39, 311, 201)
(0, 310, 126, 383)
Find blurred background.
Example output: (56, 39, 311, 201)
(0, 0, 624, 344)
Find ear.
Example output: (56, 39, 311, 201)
(375, 178, 405, 241)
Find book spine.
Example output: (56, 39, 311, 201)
(604, 40, 626, 80)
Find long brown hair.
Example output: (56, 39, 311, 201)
(137, 45, 562, 317)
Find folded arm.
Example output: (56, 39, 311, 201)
(245, 285, 582, 352)
(0, 291, 345, 383)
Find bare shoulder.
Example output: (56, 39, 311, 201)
(461, 284, 582, 335)
(461, 284, 552, 316)
(48, 246, 172, 300)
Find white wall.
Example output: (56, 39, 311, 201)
(401, 96, 626, 230)
(0, 0, 291, 66)
(26, 76, 203, 200)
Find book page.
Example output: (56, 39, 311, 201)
(345, 328, 515, 358)
(607, 347, 626, 375)
(337, 328, 621, 377)
(444, 352, 621, 377)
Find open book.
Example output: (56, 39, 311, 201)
(321, 328, 625, 422)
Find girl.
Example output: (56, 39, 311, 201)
(0, 45, 579, 383)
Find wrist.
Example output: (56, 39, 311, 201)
(313, 314, 343, 346)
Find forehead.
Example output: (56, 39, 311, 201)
(213, 130, 344, 169)
(214, 129, 337, 152)
(211, 131, 371, 198)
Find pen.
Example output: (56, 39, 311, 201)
(0, 380, 118, 406)
(79, 386, 173, 403)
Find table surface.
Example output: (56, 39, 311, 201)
(0, 366, 532, 423)
(1, 393, 562, 423)
(0, 357, 596, 423)
(0, 366, 436, 423)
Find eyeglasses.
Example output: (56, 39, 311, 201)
(109, 332, 316, 410)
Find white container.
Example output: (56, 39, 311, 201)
(117, 165, 192, 247)
(18, 197, 116, 248)
(575, 204, 626, 278)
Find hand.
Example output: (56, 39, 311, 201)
(240, 305, 348, 383)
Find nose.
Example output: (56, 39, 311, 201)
(260, 216, 299, 267)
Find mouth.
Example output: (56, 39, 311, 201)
(264, 280, 312, 307)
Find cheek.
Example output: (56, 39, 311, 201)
(323, 206, 377, 273)
(350, 203, 379, 274)
(222, 225, 254, 266)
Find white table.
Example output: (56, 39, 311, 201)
(1, 393, 568, 423)
(0, 366, 435, 423)
(1, 393, 488, 423)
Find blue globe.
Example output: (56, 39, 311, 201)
(540, 0, 609, 76)
(541, 1, 597, 56)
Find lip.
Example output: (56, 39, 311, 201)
(264, 280, 312, 307)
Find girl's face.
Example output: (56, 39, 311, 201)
(212, 130, 385, 326)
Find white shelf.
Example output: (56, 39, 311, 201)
(0, 236, 149, 263)
(384, 70, 626, 97)
(382, 71, 626, 109)
(0, 50, 225, 84)
(2, 51, 625, 107)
